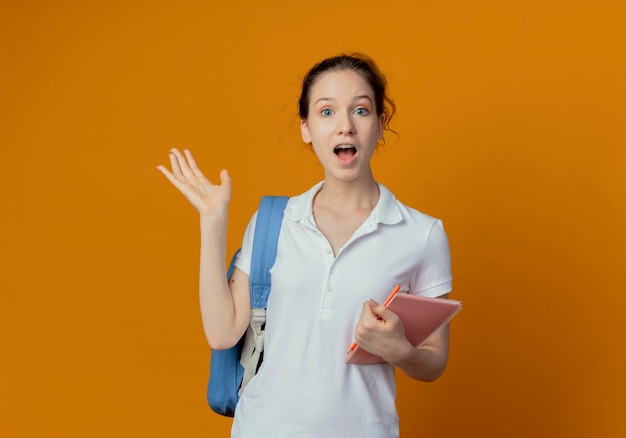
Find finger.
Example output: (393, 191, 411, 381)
(356, 302, 381, 338)
(156, 165, 170, 176)
(157, 165, 187, 192)
(367, 300, 395, 322)
(170, 148, 195, 180)
(184, 149, 206, 178)
(359, 301, 380, 325)
(368, 299, 382, 316)
(220, 169, 232, 187)
(169, 150, 184, 179)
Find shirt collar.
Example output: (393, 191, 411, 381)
(285, 181, 403, 226)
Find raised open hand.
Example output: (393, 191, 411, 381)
(157, 148, 232, 216)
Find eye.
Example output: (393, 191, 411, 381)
(321, 108, 334, 117)
(354, 107, 369, 116)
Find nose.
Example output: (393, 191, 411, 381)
(337, 112, 355, 135)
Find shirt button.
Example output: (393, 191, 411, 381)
(325, 247, 332, 254)
(327, 286, 334, 292)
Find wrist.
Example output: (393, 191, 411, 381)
(386, 338, 421, 367)
(199, 208, 228, 225)
(199, 210, 228, 244)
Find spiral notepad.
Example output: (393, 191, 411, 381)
(345, 292, 462, 365)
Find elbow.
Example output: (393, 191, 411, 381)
(207, 340, 232, 351)
(406, 366, 446, 383)
(417, 365, 447, 382)
(401, 351, 448, 382)
(205, 330, 242, 351)
(206, 336, 237, 351)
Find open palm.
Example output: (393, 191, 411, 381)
(157, 148, 232, 216)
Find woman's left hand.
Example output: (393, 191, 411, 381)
(353, 300, 411, 362)
(354, 297, 450, 381)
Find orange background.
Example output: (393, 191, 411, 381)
(1, 1, 624, 436)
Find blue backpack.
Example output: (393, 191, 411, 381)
(207, 196, 289, 417)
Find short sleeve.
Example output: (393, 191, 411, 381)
(411, 219, 453, 298)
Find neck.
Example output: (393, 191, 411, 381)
(316, 172, 379, 211)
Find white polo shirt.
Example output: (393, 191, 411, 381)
(231, 182, 452, 438)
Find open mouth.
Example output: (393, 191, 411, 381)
(334, 144, 357, 160)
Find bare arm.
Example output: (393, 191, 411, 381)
(157, 148, 250, 349)
(354, 294, 450, 382)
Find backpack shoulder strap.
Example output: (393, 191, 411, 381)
(249, 196, 289, 309)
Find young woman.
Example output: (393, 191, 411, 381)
(158, 54, 452, 437)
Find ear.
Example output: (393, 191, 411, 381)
(300, 119, 311, 143)
(377, 116, 384, 140)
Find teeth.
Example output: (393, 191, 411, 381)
(335, 144, 354, 149)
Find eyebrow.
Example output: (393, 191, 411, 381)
(314, 95, 374, 106)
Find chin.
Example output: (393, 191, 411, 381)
(328, 169, 368, 183)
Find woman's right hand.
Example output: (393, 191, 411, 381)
(157, 148, 231, 216)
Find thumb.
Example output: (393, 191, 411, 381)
(368, 299, 387, 320)
(220, 169, 231, 186)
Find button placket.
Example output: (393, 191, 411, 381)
(321, 260, 338, 316)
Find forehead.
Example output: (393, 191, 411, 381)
(309, 69, 375, 102)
